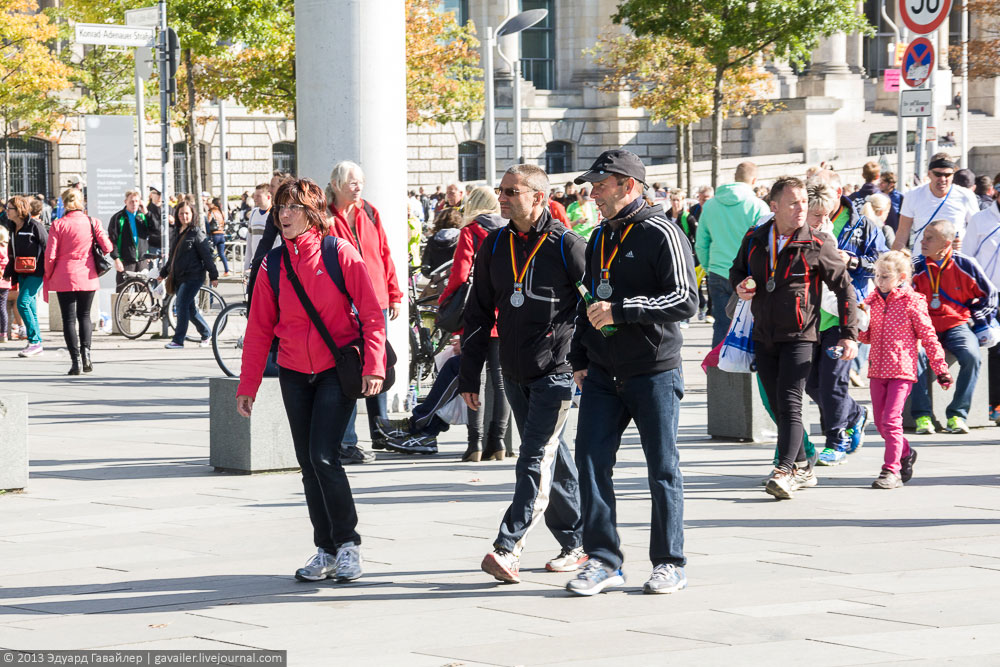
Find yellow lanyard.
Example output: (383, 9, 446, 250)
(510, 231, 549, 289)
(599, 223, 635, 281)
(928, 249, 953, 295)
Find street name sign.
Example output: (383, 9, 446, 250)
(899, 0, 952, 35)
(900, 89, 933, 117)
(74, 23, 155, 48)
(125, 7, 159, 28)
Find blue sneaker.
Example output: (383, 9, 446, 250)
(566, 558, 625, 596)
(845, 407, 869, 454)
(816, 445, 848, 466)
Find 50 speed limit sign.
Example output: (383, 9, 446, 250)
(899, 0, 953, 35)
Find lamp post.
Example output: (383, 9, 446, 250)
(484, 8, 547, 182)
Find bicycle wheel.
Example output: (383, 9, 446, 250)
(212, 302, 248, 377)
(114, 279, 155, 339)
(166, 286, 227, 342)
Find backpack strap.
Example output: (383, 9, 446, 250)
(363, 201, 376, 224)
(320, 235, 349, 297)
(266, 245, 283, 304)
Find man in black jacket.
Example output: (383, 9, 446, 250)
(566, 149, 698, 597)
(459, 164, 588, 585)
(108, 190, 154, 289)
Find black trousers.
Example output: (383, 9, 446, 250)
(755, 340, 815, 472)
(990, 344, 1000, 407)
(56, 291, 95, 354)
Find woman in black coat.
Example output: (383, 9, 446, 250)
(160, 200, 218, 348)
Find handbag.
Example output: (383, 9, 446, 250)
(14, 256, 36, 273)
(281, 246, 396, 399)
(718, 297, 756, 374)
(90, 218, 113, 276)
(436, 281, 470, 332)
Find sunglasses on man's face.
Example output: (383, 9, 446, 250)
(495, 187, 535, 198)
(930, 170, 955, 179)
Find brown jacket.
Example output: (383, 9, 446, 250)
(729, 218, 858, 345)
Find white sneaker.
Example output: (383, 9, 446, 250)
(791, 463, 818, 490)
(546, 546, 588, 572)
(18, 343, 43, 357)
(294, 548, 336, 581)
(765, 468, 795, 500)
(199, 337, 211, 348)
(481, 548, 520, 583)
(333, 542, 363, 581)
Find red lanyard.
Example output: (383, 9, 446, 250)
(510, 232, 548, 287)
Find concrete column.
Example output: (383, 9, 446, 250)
(295, 0, 408, 409)
(937, 15, 950, 69)
(798, 32, 865, 121)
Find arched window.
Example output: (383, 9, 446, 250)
(545, 141, 572, 175)
(272, 141, 296, 176)
(1, 138, 51, 198)
(172, 141, 209, 194)
(458, 141, 485, 182)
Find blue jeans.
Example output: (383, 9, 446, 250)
(16, 275, 43, 344)
(495, 372, 582, 556)
(212, 235, 229, 273)
(575, 365, 686, 569)
(706, 272, 733, 348)
(911, 323, 981, 420)
(806, 327, 863, 445)
(171, 279, 210, 345)
(343, 309, 389, 447)
(279, 366, 360, 551)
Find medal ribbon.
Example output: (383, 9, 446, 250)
(599, 223, 635, 281)
(510, 231, 549, 288)
(767, 226, 781, 285)
(928, 248, 953, 297)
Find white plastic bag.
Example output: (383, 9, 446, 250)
(436, 394, 468, 425)
(718, 298, 756, 373)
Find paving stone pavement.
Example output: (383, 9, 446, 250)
(2, 313, 1000, 666)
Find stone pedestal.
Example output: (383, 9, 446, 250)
(48, 296, 98, 333)
(707, 367, 775, 442)
(209, 377, 299, 473)
(903, 348, 992, 430)
(0, 394, 28, 492)
(797, 33, 866, 122)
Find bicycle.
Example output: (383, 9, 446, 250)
(212, 276, 250, 377)
(115, 262, 227, 340)
(408, 262, 452, 389)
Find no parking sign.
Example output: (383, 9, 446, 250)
(901, 38, 935, 88)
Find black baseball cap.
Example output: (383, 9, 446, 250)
(574, 149, 646, 186)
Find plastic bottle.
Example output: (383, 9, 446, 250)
(575, 281, 618, 337)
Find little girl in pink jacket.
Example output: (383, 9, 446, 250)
(860, 250, 952, 489)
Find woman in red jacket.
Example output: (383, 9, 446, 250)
(236, 178, 387, 583)
(44, 188, 115, 375)
(327, 160, 402, 462)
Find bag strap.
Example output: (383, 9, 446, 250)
(90, 217, 99, 245)
(913, 186, 952, 239)
(281, 245, 352, 364)
(166, 229, 188, 275)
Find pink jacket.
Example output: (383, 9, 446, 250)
(0, 244, 10, 290)
(44, 211, 114, 293)
(859, 284, 949, 383)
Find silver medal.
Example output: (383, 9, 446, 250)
(930, 296, 941, 309)
(510, 291, 525, 308)
(766, 278, 776, 293)
(596, 280, 613, 299)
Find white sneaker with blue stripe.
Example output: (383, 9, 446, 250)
(566, 558, 625, 596)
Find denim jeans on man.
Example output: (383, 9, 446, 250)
(170, 278, 210, 345)
(912, 323, 980, 420)
(342, 309, 389, 446)
(494, 372, 582, 556)
(706, 272, 734, 347)
(575, 364, 686, 570)
(279, 366, 361, 551)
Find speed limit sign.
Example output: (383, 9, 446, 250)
(899, 0, 953, 35)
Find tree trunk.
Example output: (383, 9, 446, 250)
(676, 123, 684, 189)
(711, 65, 725, 189)
(184, 48, 205, 229)
(3, 137, 10, 201)
(686, 123, 694, 194)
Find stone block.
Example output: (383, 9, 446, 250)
(210, 377, 299, 473)
(410, 134, 430, 147)
(406, 146, 419, 159)
(228, 147, 254, 161)
(430, 134, 452, 147)
(228, 120, 254, 134)
(242, 133, 271, 147)
(419, 146, 441, 160)
(48, 296, 97, 333)
(253, 147, 271, 160)
(57, 144, 80, 159)
(0, 393, 28, 491)
(706, 367, 775, 442)
(903, 348, 992, 430)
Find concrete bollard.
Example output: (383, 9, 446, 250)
(0, 394, 28, 492)
(49, 296, 98, 333)
(706, 367, 776, 442)
(209, 377, 299, 473)
(903, 348, 992, 430)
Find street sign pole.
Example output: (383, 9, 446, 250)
(158, 0, 170, 337)
(882, 0, 905, 193)
(134, 63, 146, 194)
(483, 26, 496, 186)
(928, 30, 939, 159)
(960, 0, 969, 167)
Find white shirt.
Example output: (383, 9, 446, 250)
(900, 183, 980, 255)
(965, 201, 1000, 287)
(244, 206, 276, 270)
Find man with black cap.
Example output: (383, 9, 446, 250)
(893, 153, 981, 255)
(565, 149, 698, 596)
(146, 187, 163, 255)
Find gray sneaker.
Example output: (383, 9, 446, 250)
(872, 469, 903, 489)
(333, 542, 363, 581)
(375, 416, 411, 439)
(791, 463, 818, 490)
(765, 468, 795, 500)
(642, 563, 688, 594)
(566, 558, 625, 597)
(340, 444, 376, 465)
(295, 548, 336, 581)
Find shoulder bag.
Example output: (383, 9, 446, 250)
(90, 217, 113, 277)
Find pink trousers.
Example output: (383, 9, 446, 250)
(870, 378, 913, 474)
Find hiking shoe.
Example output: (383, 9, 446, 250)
(18, 343, 43, 357)
(946, 416, 970, 434)
(340, 444, 376, 465)
(900, 448, 918, 484)
(566, 559, 625, 596)
(333, 542, 362, 581)
(295, 548, 336, 581)
(817, 446, 847, 466)
(546, 546, 588, 572)
(845, 406, 869, 454)
(163, 341, 184, 349)
(872, 469, 903, 489)
(765, 468, 795, 500)
(384, 433, 438, 455)
(481, 548, 520, 583)
(643, 564, 687, 594)
(791, 462, 818, 490)
(914, 415, 935, 435)
(375, 416, 411, 439)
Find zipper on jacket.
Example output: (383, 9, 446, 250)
(795, 296, 803, 330)
(291, 237, 317, 374)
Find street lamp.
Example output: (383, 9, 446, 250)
(483, 8, 547, 185)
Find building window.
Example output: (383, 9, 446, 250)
(440, 0, 468, 25)
(272, 141, 296, 176)
(458, 141, 485, 182)
(520, 0, 554, 90)
(172, 141, 208, 194)
(545, 141, 572, 175)
(0, 138, 51, 198)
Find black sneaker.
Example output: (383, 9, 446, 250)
(376, 416, 411, 439)
(384, 433, 438, 455)
(372, 435, 389, 451)
(340, 444, 376, 465)
(900, 448, 918, 483)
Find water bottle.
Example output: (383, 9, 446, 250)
(826, 345, 844, 360)
(406, 383, 418, 411)
(575, 281, 617, 337)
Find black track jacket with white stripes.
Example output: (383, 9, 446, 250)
(568, 199, 699, 380)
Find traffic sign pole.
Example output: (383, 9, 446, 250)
(158, 0, 170, 337)
(928, 30, 938, 160)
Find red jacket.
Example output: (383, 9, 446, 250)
(237, 228, 387, 399)
(328, 200, 402, 309)
(44, 210, 114, 293)
(859, 284, 948, 383)
(549, 200, 571, 229)
(912, 251, 998, 333)
(439, 214, 503, 337)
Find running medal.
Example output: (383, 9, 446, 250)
(930, 294, 941, 309)
(508, 231, 549, 310)
(766, 279, 776, 293)
(927, 250, 951, 312)
(766, 226, 780, 293)
(596, 223, 636, 300)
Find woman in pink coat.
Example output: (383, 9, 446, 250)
(44, 188, 117, 375)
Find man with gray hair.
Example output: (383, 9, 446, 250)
(459, 163, 588, 585)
